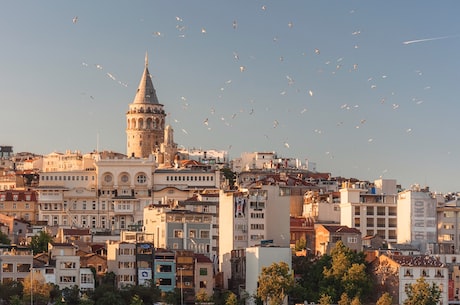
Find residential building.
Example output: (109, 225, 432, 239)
(144, 207, 213, 258)
(340, 179, 398, 243)
(194, 253, 214, 298)
(49, 243, 82, 290)
(314, 224, 362, 255)
(397, 184, 438, 254)
(219, 184, 290, 289)
(0, 246, 32, 283)
(245, 246, 292, 305)
(374, 254, 448, 305)
(437, 197, 460, 254)
(107, 241, 136, 288)
(154, 249, 176, 292)
(0, 190, 38, 224)
(176, 250, 195, 304)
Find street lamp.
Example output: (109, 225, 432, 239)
(178, 267, 184, 305)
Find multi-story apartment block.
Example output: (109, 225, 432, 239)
(178, 192, 219, 265)
(397, 184, 439, 254)
(245, 246, 292, 305)
(107, 231, 154, 288)
(437, 197, 460, 254)
(49, 243, 82, 290)
(0, 190, 38, 223)
(194, 253, 214, 298)
(340, 179, 398, 243)
(0, 246, 33, 283)
(107, 241, 137, 288)
(144, 207, 213, 258)
(176, 250, 195, 304)
(219, 184, 290, 289)
(154, 249, 176, 292)
(374, 254, 448, 305)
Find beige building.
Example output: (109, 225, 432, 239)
(107, 241, 137, 288)
(0, 190, 38, 224)
(49, 243, 81, 290)
(0, 246, 33, 283)
(126, 53, 166, 159)
(314, 224, 362, 255)
(340, 179, 398, 243)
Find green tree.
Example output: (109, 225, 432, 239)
(257, 261, 295, 305)
(221, 167, 237, 189)
(29, 231, 53, 254)
(318, 294, 332, 305)
(225, 292, 238, 305)
(350, 296, 361, 305)
(403, 277, 441, 305)
(0, 231, 11, 244)
(321, 241, 370, 303)
(295, 237, 307, 251)
(9, 295, 23, 305)
(196, 288, 211, 303)
(0, 281, 23, 303)
(129, 294, 144, 305)
(23, 271, 53, 305)
(62, 285, 81, 305)
(376, 292, 392, 305)
(338, 292, 350, 305)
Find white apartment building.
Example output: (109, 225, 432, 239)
(219, 184, 290, 289)
(107, 241, 137, 288)
(245, 246, 292, 305)
(340, 179, 398, 243)
(397, 185, 438, 254)
(375, 254, 448, 305)
(0, 247, 33, 283)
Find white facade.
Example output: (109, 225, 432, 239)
(340, 179, 398, 243)
(219, 185, 290, 289)
(245, 247, 292, 305)
(397, 187, 438, 253)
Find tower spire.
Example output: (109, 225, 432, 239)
(145, 51, 148, 67)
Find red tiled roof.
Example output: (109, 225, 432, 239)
(389, 255, 444, 267)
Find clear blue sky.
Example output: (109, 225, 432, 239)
(1, 1, 460, 193)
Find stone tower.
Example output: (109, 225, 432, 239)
(126, 53, 166, 158)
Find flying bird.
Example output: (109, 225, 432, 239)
(72, 16, 78, 24)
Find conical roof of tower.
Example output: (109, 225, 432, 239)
(133, 53, 160, 104)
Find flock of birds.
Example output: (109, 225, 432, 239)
(69, 4, 450, 181)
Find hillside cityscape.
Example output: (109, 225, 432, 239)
(1, 54, 459, 305)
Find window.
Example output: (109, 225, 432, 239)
(174, 230, 183, 238)
(200, 281, 207, 288)
(61, 262, 76, 269)
(199, 268, 208, 276)
(2, 263, 13, 272)
(189, 229, 196, 238)
(81, 273, 93, 284)
(405, 268, 413, 277)
(17, 264, 31, 272)
(157, 265, 172, 272)
(137, 174, 147, 184)
(60, 276, 76, 283)
(348, 236, 357, 243)
(121, 174, 129, 183)
(200, 230, 210, 239)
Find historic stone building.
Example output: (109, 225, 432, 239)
(126, 53, 167, 158)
